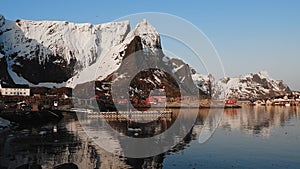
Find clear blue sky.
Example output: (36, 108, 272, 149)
(1, 0, 300, 90)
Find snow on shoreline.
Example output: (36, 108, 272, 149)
(0, 117, 10, 128)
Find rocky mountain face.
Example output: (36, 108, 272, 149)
(72, 20, 201, 104)
(0, 14, 197, 96)
(192, 71, 291, 100)
(0, 48, 14, 85)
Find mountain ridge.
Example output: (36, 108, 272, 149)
(192, 71, 291, 100)
(0, 14, 130, 85)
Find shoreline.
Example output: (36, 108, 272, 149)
(0, 109, 63, 126)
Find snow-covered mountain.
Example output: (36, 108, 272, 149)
(67, 19, 162, 88)
(0, 14, 173, 89)
(192, 71, 291, 100)
(0, 14, 130, 85)
(71, 20, 200, 100)
(0, 14, 199, 101)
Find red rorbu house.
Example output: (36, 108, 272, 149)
(146, 96, 167, 104)
(225, 99, 237, 105)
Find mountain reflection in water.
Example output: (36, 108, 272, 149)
(0, 106, 299, 169)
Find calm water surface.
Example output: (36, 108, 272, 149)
(0, 106, 299, 169)
(164, 106, 300, 169)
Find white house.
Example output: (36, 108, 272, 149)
(0, 83, 30, 96)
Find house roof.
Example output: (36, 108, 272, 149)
(0, 83, 29, 89)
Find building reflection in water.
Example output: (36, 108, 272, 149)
(0, 118, 102, 169)
(221, 106, 299, 138)
(0, 106, 299, 168)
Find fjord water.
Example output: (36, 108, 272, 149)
(0, 106, 299, 169)
(164, 106, 300, 169)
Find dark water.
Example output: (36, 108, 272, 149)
(0, 106, 300, 169)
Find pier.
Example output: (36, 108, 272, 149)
(75, 110, 173, 121)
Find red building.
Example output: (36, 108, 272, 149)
(146, 96, 167, 104)
(225, 99, 237, 105)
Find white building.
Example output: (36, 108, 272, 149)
(0, 83, 30, 96)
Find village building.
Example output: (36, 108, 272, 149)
(146, 96, 167, 104)
(145, 89, 167, 104)
(0, 82, 30, 96)
(225, 98, 237, 105)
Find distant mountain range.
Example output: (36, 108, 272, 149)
(0, 14, 291, 100)
(192, 71, 291, 100)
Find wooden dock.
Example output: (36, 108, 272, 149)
(84, 110, 173, 121)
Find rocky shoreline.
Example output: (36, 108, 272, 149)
(0, 117, 10, 129)
(0, 109, 63, 126)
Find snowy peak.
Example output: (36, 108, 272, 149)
(257, 70, 271, 80)
(192, 73, 214, 95)
(132, 19, 159, 37)
(223, 71, 291, 99)
(127, 19, 161, 54)
(192, 71, 291, 100)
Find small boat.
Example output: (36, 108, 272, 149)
(127, 118, 142, 136)
(127, 127, 142, 137)
(128, 127, 142, 132)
